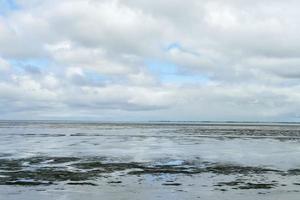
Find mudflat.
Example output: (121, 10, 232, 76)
(1, 121, 300, 200)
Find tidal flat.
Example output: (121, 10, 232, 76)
(1, 121, 300, 199)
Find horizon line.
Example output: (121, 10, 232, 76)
(1, 119, 300, 124)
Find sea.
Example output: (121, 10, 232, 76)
(1, 120, 300, 200)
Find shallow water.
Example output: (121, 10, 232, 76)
(1, 121, 300, 199)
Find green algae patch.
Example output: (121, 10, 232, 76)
(215, 181, 277, 190)
(67, 182, 98, 186)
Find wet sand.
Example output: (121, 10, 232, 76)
(1, 121, 300, 199)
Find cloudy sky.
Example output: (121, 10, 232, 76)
(1, 0, 300, 121)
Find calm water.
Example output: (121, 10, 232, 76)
(1, 121, 300, 199)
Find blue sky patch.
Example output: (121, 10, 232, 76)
(0, 0, 19, 15)
(145, 59, 210, 84)
(145, 59, 178, 75)
(9, 58, 50, 74)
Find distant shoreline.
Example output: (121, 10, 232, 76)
(1, 120, 300, 126)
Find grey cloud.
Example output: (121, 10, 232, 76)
(21, 65, 42, 74)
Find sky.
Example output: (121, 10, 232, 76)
(1, 0, 300, 121)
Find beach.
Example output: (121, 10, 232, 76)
(1, 121, 300, 199)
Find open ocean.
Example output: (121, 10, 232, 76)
(1, 121, 300, 199)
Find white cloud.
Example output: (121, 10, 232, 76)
(0, 57, 10, 71)
(1, 0, 300, 120)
